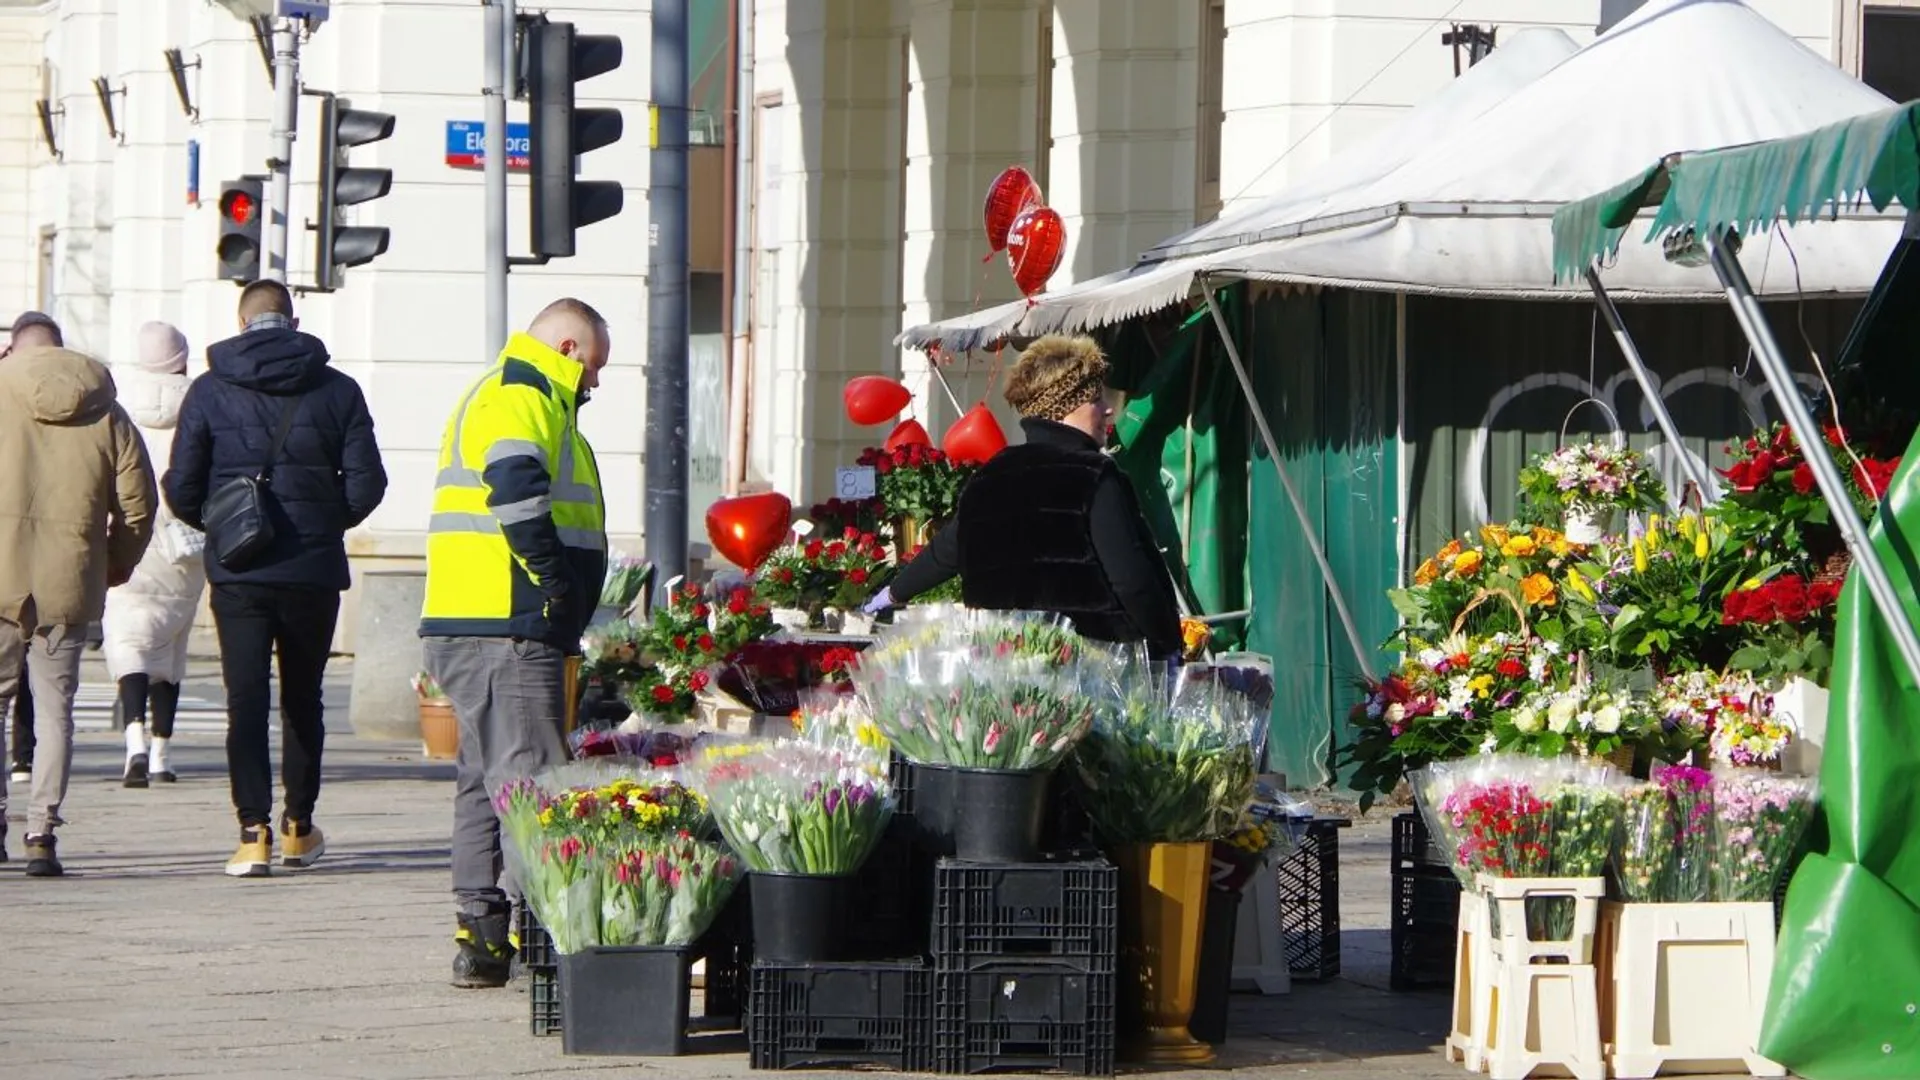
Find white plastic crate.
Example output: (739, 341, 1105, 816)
(1478, 876, 1606, 1080)
(1444, 889, 1491, 1072)
(1599, 901, 1787, 1079)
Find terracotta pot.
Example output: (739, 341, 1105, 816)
(1115, 841, 1216, 1063)
(419, 699, 459, 761)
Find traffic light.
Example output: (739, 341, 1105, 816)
(526, 20, 623, 259)
(314, 95, 395, 290)
(215, 176, 266, 282)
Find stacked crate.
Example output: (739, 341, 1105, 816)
(929, 857, 1120, 1076)
(1390, 810, 1462, 990)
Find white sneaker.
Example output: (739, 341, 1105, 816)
(150, 736, 175, 782)
(7, 766, 27, 785)
(124, 722, 150, 788)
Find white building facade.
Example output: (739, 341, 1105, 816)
(0, 0, 1906, 653)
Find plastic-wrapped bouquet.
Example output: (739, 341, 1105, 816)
(1071, 652, 1261, 845)
(600, 551, 651, 614)
(1519, 439, 1665, 519)
(1613, 764, 1714, 903)
(1711, 770, 1818, 901)
(792, 689, 890, 758)
(685, 740, 894, 875)
(599, 836, 743, 948)
(717, 639, 865, 715)
(850, 610, 1104, 771)
(1210, 785, 1314, 893)
(569, 725, 694, 767)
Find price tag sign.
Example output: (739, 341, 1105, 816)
(835, 466, 877, 500)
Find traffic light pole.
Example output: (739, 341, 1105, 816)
(645, 0, 691, 592)
(483, 0, 513, 358)
(266, 19, 301, 283)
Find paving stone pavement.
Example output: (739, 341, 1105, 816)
(2, 653, 1770, 1079)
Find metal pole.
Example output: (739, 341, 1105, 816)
(483, 0, 512, 358)
(1707, 236, 1920, 689)
(725, 0, 754, 493)
(265, 20, 300, 282)
(1584, 266, 1718, 501)
(1200, 280, 1378, 682)
(646, 0, 691, 590)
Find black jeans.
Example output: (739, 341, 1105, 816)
(10, 660, 31, 767)
(210, 583, 340, 829)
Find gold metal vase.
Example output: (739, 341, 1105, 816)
(1115, 841, 1216, 1064)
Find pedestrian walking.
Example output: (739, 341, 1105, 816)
(420, 298, 609, 988)
(873, 334, 1184, 657)
(0, 311, 157, 875)
(106, 322, 208, 787)
(163, 281, 387, 878)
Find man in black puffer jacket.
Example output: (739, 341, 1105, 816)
(164, 280, 387, 879)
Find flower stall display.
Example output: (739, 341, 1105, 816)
(685, 738, 895, 962)
(1071, 655, 1261, 847)
(754, 528, 892, 629)
(1613, 765, 1714, 903)
(1709, 771, 1818, 902)
(1518, 439, 1666, 542)
(1580, 512, 1754, 676)
(715, 639, 864, 716)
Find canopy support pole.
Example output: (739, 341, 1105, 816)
(1706, 235, 1920, 689)
(1200, 279, 1377, 682)
(1583, 266, 1719, 503)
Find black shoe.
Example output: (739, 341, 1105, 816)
(0, 825, 8, 864)
(24, 834, 61, 877)
(452, 911, 515, 989)
(124, 754, 149, 788)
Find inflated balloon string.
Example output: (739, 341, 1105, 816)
(1773, 224, 1869, 493)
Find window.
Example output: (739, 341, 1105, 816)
(1862, 6, 1920, 102)
(1035, 1, 1054, 193)
(1195, 0, 1226, 223)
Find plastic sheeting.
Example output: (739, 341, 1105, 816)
(1759, 424, 1920, 1078)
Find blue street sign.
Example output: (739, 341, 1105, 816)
(187, 138, 200, 205)
(445, 120, 530, 171)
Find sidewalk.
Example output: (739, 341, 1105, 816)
(3, 681, 1766, 1079)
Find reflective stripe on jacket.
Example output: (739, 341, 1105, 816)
(419, 333, 607, 647)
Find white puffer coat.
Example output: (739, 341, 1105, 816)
(102, 366, 207, 682)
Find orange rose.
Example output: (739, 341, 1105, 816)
(1520, 573, 1557, 607)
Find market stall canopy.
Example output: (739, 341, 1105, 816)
(1552, 98, 1920, 281)
(898, 0, 1906, 354)
(894, 26, 1580, 352)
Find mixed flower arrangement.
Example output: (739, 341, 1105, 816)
(1518, 439, 1665, 520)
(1492, 682, 1650, 761)
(1581, 512, 1752, 675)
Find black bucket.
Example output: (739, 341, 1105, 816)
(749, 871, 851, 963)
(948, 766, 1053, 862)
(557, 945, 691, 1056)
(910, 762, 957, 856)
(1189, 886, 1242, 1046)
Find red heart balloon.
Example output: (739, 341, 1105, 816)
(842, 376, 912, 426)
(943, 403, 1008, 465)
(984, 166, 1042, 253)
(1006, 204, 1066, 298)
(705, 492, 793, 570)
(885, 418, 932, 452)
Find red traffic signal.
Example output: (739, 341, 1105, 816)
(215, 176, 266, 283)
(220, 187, 257, 227)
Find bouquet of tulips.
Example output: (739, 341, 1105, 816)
(792, 688, 891, 758)
(1710, 770, 1817, 902)
(599, 836, 744, 947)
(1071, 649, 1262, 845)
(1613, 764, 1714, 903)
(685, 739, 893, 875)
(850, 610, 1109, 771)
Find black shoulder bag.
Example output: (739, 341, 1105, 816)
(202, 395, 303, 571)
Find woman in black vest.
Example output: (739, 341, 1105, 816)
(875, 335, 1183, 658)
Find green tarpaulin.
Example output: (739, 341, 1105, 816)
(1760, 423, 1920, 1078)
(1551, 100, 1920, 282)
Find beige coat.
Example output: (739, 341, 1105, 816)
(0, 346, 156, 628)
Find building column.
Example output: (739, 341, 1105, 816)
(108, 0, 190, 366)
(43, 0, 118, 356)
(1049, 0, 1200, 281)
(749, 0, 906, 504)
(897, 0, 1039, 434)
(0, 8, 49, 318)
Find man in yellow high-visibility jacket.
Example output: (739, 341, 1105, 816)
(419, 297, 609, 988)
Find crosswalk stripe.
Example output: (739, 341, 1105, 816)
(60, 685, 229, 734)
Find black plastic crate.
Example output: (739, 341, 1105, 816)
(1391, 810, 1451, 872)
(515, 904, 556, 968)
(932, 858, 1118, 971)
(1276, 817, 1346, 980)
(516, 906, 563, 1037)
(933, 963, 1116, 1076)
(748, 960, 934, 1071)
(1390, 866, 1462, 991)
(890, 752, 916, 818)
(849, 817, 932, 960)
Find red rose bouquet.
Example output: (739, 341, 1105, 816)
(716, 639, 867, 715)
(754, 528, 893, 616)
(1720, 573, 1841, 685)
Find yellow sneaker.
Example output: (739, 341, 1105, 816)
(225, 826, 272, 878)
(281, 820, 326, 868)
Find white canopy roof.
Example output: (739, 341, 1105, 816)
(897, 25, 1580, 351)
(898, 0, 1904, 353)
